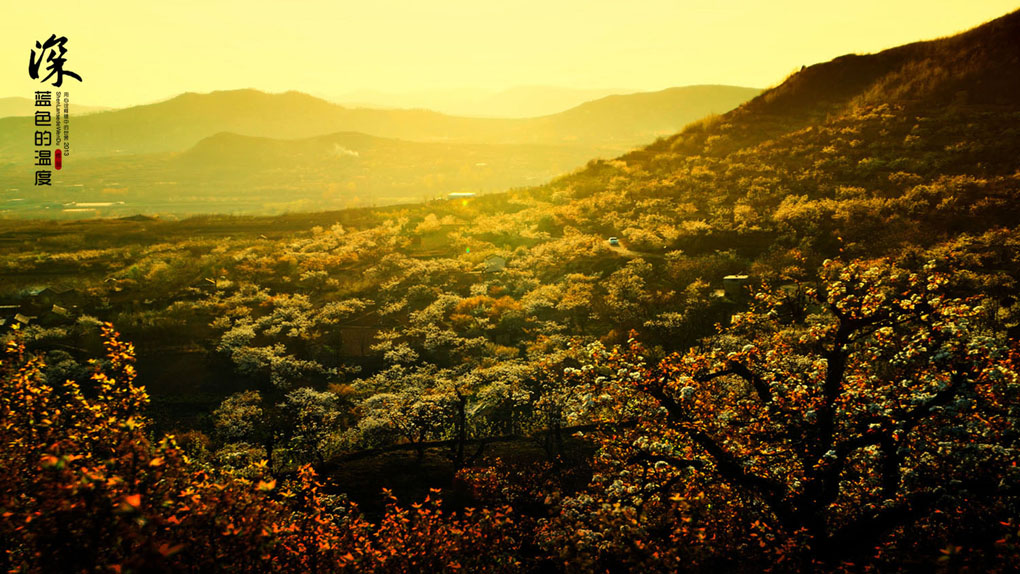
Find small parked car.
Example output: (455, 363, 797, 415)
(608, 237, 620, 247)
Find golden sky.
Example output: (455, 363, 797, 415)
(2, 0, 1018, 109)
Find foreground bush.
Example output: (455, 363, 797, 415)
(0, 324, 527, 574)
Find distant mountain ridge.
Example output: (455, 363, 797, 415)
(531, 85, 760, 143)
(335, 85, 630, 118)
(0, 85, 760, 160)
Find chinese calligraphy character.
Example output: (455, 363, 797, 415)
(34, 111, 51, 126)
(34, 131, 52, 146)
(29, 35, 82, 87)
(35, 171, 52, 186)
(35, 91, 52, 106)
(35, 150, 52, 166)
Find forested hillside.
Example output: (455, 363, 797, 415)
(1, 10, 1019, 573)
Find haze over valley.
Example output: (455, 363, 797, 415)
(0, 85, 760, 218)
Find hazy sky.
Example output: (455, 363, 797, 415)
(1, 0, 1017, 108)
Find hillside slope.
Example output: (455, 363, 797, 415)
(647, 9, 1020, 160)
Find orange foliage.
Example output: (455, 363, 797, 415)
(0, 324, 529, 573)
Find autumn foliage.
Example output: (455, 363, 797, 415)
(0, 324, 527, 573)
(3, 254, 1018, 572)
(537, 258, 1020, 572)
(2, 11, 1020, 572)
